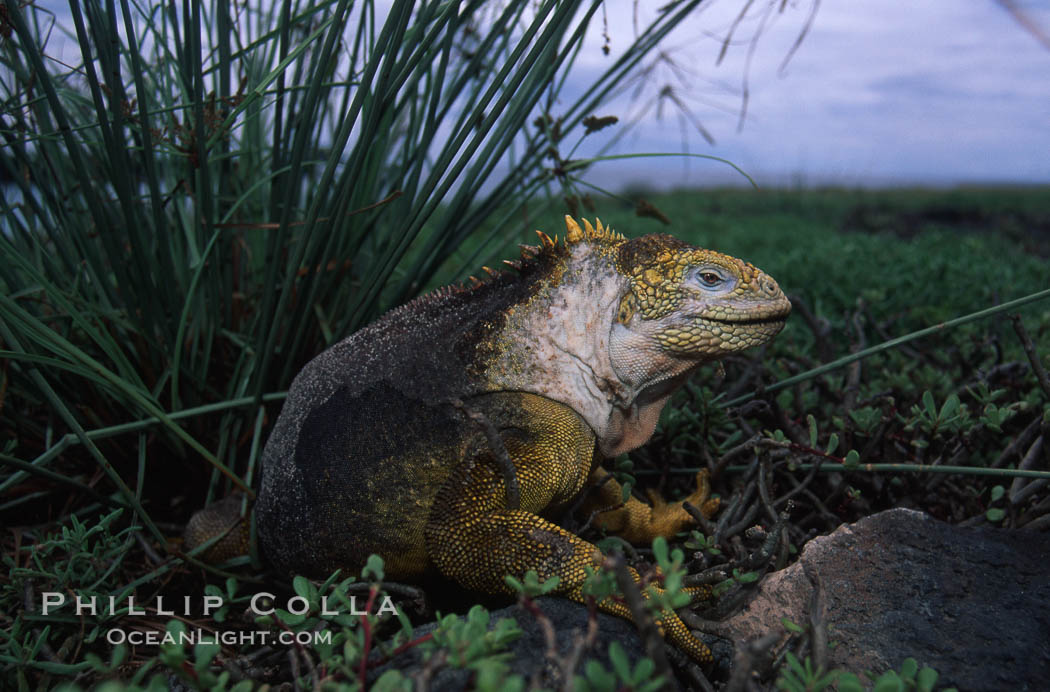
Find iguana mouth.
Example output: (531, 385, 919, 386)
(693, 313, 788, 326)
(722, 315, 788, 326)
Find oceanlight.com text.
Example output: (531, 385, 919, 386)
(105, 628, 333, 647)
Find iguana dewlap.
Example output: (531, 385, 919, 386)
(253, 216, 790, 662)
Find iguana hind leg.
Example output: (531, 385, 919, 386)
(426, 479, 714, 663)
(424, 392, 713, 663)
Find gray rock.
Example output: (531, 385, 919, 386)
(723, 508, 1050, 690)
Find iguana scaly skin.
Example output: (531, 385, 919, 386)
(253, 217, 790, 662)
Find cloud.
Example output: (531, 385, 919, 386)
(569, 0, 1050, 188)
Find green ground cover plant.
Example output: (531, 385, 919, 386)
(2, 0, 1049, 685)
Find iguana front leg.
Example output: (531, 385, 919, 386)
(581, 467, 720, 545)
(423, 393, 714, 663)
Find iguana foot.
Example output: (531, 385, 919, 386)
(640, 468, 720, 540)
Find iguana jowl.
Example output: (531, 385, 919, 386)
(254, 216, 790, 662)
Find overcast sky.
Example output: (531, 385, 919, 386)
(567, 0, 1050, 189)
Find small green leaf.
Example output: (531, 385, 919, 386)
(466, 604, 490, 629)
(110, 644, 127, 669)
(873, 676, 907, 692)
(899, 657, 918, 680)
(825, 432, 839, 455)
(292, 575, 312, 600)
(372, 670, 411, 692)
(990, 485, 1005, 502)
(712, 578, 735, 597)
(781, 617, 804, 633)
(837, 672, 866, 692)
(620, 480, 636, 503)
(784, 651, 806, 677)
(916, 665, 939, 692)
(939, 394, 960, 420)
(193, 642, 220, 672)
(873, 671, 905, 692)
(843, 449, 860, 469)
(275, 608, 306, 626)
(585, 660, 616, 688)
(735, 570, 760, 584)
(922, 390, 937, 417)
(84, 652, 107, 672)
(609, 641, 631, 682)
(633, 657, 655, 683)
(807, 414, 818, 448)
(396, 607, 414, 636)
(363, 554, 385, 582)
(652, 536, 669, 566)
(982, 403, 1004, 432)
(985, 508, 1005, 522)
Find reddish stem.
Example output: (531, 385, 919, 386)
(357, 586, 378, 687)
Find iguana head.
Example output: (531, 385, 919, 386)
(477, 216, 791, 455)
(560, 217, 791, 389)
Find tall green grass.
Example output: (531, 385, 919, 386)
(0, 0, 708, 522)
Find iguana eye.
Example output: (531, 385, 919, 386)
(698, 271, 723, 287)
(688, 266, 734, 292)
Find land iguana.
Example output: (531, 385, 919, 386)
(187, 216, 790, 662)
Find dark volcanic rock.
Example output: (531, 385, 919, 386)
(723, 508, 1050, 691)
(371, 598, 644, 689)
(372, 597, 732, 689)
